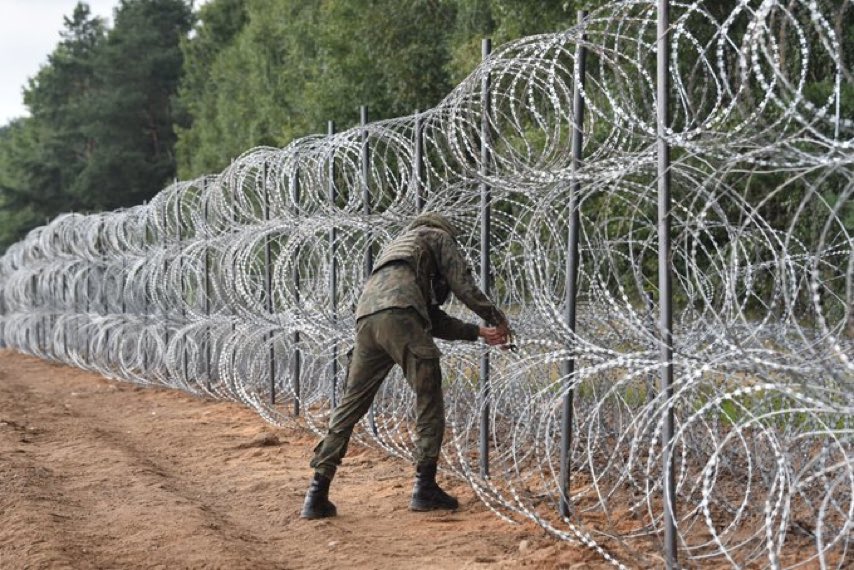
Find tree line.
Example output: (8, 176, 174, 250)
(0, 0, 850, 253)
(0, 0, 602, 251)
(0, 0, 193, 249)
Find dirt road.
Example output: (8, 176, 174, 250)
(0, 350, 607, 570)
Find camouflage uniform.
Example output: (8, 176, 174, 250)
(310, 213, 507, 479)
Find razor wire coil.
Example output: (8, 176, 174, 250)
(1, 1, 852, 567)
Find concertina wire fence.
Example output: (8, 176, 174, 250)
(0, 0, 852, 567)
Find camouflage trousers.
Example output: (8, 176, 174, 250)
(310, 308, 445, 479)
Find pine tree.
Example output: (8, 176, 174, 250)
(75, 0, 194, 209)
(0, 3, 107, 250)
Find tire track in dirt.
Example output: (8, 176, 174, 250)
(0, 351, 609, 569)
(0, 357, 292, 569)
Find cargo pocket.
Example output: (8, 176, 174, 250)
(342, 347, 355, 393)
(408, 342, 442, 360)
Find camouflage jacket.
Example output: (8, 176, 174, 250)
(356, 215, 506, 341)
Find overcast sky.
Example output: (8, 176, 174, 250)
(0, 1, 205, 128)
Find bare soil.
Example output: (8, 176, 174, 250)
(0, 350, 611, 570)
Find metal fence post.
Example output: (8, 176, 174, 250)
(62, 267, 68, 358)
(177, 188, 188, 384)
(559, 11, 587, 519)
(71, 211, 76, 357)
(328, 120, 339, 408)
(32, 273, 40, 354)
(163, 203, 170, 360)
(84, 214, 91, 363)
(479, 37, 492, 479)
(203, 189, 212, 390)
(121, 254, 126, 316)
(292, 166, 302, 416)
(36, 220, 43, 356)
(414, 110, 425, 212)
(96, 221, 109, 365)
(45, 217, 53, 359)
(78, 253, 83, 359)
(657, 1, 678, 567)
(141, 201, 149, 374)
(361, 107, 373, 276)
(361, 106, 379, 437)
(263, 161, 276, 404)
(100, 223, 107, 318)
(120, 251, 126, 367)
(229, 167, 238, 381)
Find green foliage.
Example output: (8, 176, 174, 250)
(74, 0, 194, 210)
(175, 0, 612, 179)
(0, 120, 47, 246)
(308, 1, 457, 124)
(0, 0, 850, 270)
(0, 0, 193, 252)
(174, 0, 250, 176)
(176, 0, 461, 178)
(0, 3, 107, 250)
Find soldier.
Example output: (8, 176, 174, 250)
(301, 212, 510, 519)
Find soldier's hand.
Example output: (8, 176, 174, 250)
(494, 315, 516, 351)
(479, 326, 508, 346)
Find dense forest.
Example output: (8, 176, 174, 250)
(0, 0, 850, 252)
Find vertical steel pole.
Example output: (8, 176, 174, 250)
(163, 203, 170, 356)
(101, 224, 108, 317)
(0, 281, 5, 349)
(559, 11, 587, 519)
(263, 161, 276, 404)
(35, 219, 43, 355)
(203, 189, 212, 390)
(120, 252, 126, 368)
(84, 215, 91, 363)
(141, 202, 149, 373)
(328, 120, 339, 408)
(84, 269, 89, 361)
(0, 287, 4, 350)
(32, 273, 40, 354)
(0, 283, 4, 349)
(361, 106, 379, 437)
(71, 211, 76, 357)
(657, 1, 678, 567)
(78, 256, 83, 359)
(292, 167, 302, 416)
(54, 222, 60, 358)
(62, 268, 68, 358)
(45, 217, 53, 359)
(42, 269, 47, 355)
(361, 107, 373, 275)
(97, 222, 109, 365)
(229, 164, 238, 379)
(52, 225, 59, 359)
(834, 69, 841, 140)
(121, 256, 126, 316)
(479, 37, 492, 479)
(414, 110, 425, 212)
(177, 192, 188, 383)
(36, 272, 42, 353)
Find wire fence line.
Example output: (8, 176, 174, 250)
(1, 1, 852, 567)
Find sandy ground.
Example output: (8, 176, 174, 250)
(0, 350, 613, 570)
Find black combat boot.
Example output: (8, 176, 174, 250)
(410, 462, 459, 511)
(300, 473, 337, 519)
